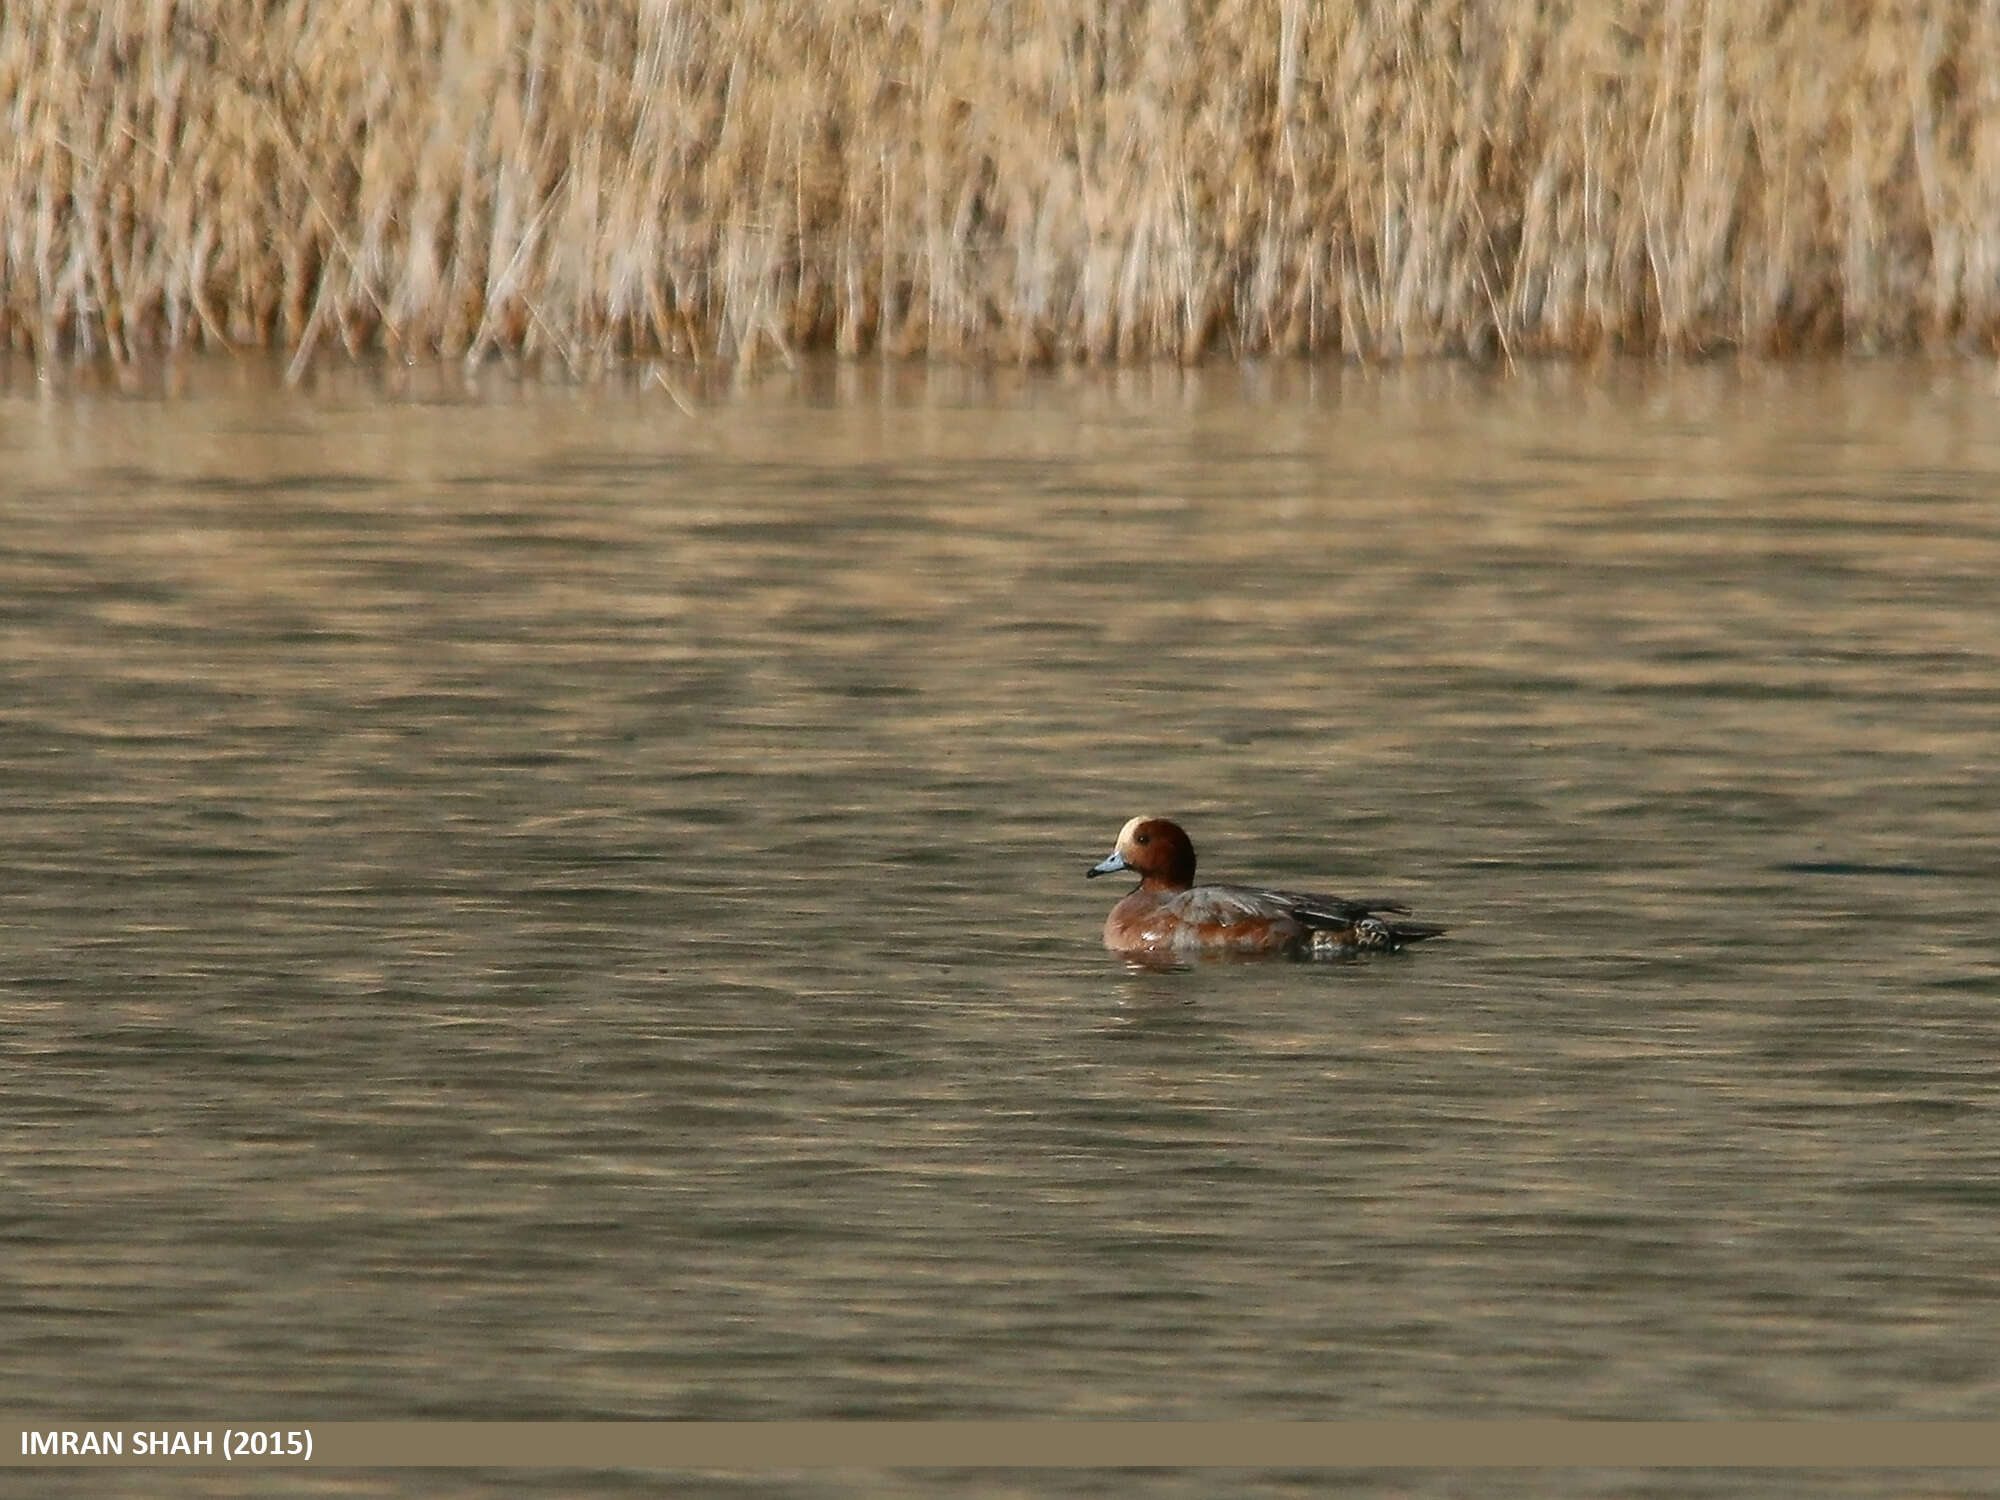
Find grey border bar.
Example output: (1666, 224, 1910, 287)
(9, 1423, 2000, 1468)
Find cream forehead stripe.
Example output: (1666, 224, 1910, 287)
(1116, 815, 1161, 845)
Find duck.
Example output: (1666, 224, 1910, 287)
(1086, 815, 1445, 962)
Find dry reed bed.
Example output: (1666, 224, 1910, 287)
(4, 0, 1998, 368)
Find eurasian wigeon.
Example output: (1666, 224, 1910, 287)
(1086, 816, 1445, 962)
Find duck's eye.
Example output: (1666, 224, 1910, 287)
(1135, 833, 1150, 844)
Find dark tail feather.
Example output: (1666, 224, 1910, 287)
(1289, 892, 1411, 925)
(1285, 890, 1445, 951)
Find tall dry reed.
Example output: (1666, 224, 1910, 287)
(4, 0, 1997, 368)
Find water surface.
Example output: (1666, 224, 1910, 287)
(4, 357, 2000, 1493)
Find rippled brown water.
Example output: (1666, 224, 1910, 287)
(5, 357, 2000, 1497)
